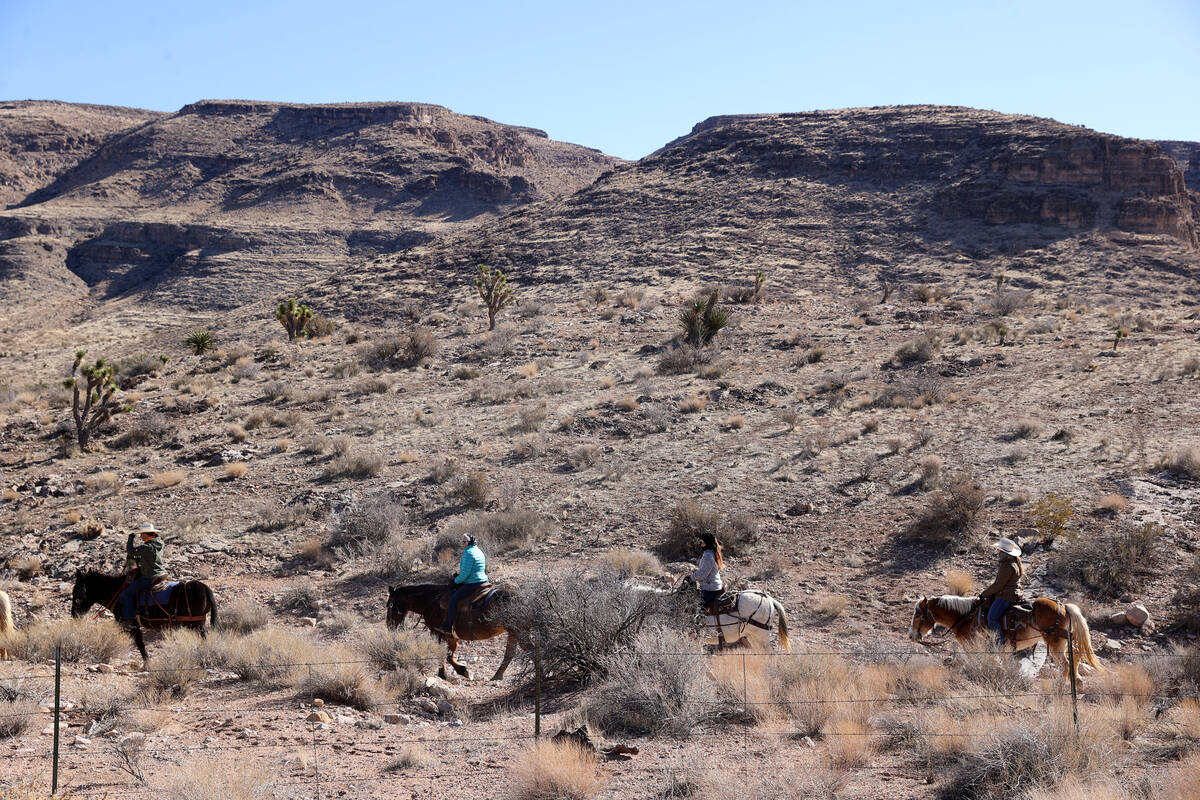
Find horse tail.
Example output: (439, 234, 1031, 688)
(0, 590, 12, 635)
(1065, 603, 1102, 671)
(204, 584, 218, 629)
(773, 597, 790, 653)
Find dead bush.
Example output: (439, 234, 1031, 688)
(452, 471, 490, 509)
(161, 758, 269, 800)
(359, 329, 438, 370)
(658, 345, 712, 375)
(992, 288, 1032, 316)
(600, 549, 663, 577)
(218, 598, 270, 635)
(465, 510, 554, 552)
(296, 658, 383, 712)
(1156, 447, 1200, 479)
(359, 626, 440, 675)
(278, 579, 321, 614)
(1048, 522, 1162, 597)
(248, 502, 307, 533)
(498, 571, 681, 692)
(660, 500, 759, 559)
(9, 618, 128, 663)
(113, 412, 174, 449)
(892, 332, 942, 365)
(902, 473, 986, 546)
(322, 448, 383, 480)
(586, 627, 723, 737)
(327, 492, 407, 557)
(211, 627, 317, 685)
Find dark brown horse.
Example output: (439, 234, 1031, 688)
(386, 583, 519, 680)
(70, 571, 217, 662)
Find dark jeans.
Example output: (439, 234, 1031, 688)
(700, 589, 722, 611)
(118, 577, 152, 621)
(442, 582, 485, 633)
(987, 598, 1011, 642)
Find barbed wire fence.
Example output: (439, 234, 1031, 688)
(2, 644, 1199, 798)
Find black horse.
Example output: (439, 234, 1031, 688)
(387, 583, 519, 680)
(70, 571, 218, 662)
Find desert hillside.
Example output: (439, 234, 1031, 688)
(1, 104, 1199, 800)
(0, 99, 620, 325)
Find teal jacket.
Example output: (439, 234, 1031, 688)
(455, 544, 488, 584)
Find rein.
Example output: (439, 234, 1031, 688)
(916, 599, 977, 647)
(93, 580, 128, 621)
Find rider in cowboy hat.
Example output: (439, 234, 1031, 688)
(117, 523, 168, 621)
(980, 537, 1024, 645)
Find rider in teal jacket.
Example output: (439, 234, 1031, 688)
(438, 535, 488, 635)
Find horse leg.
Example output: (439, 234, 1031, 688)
(445, 637, 470, 679)
(491, 633, 517, 681)
(131, 625, 148, 666)
(1044, 634, 1070, 679)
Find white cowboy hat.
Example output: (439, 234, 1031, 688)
(993, 538, 1021, 558)
(135, 523, 161, 536)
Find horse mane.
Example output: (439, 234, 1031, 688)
(934, 595, 977, 614)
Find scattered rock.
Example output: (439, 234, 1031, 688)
(382, 713, 411, 725)
(1108, 612, 1128, 627)
(312, 698, 324, 707)
(356, 717, 383, 730)
(1125, 603, 1150, 627)
(415, 698, 439, 716)
(423, 676, 456, 700)
(71, 735, 91, 748)
(436, 699, 454, 716)
(306, 710, 332, 724)
(299, 617, 318, 627)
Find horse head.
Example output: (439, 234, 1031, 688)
(70, 570, 92, 618)
(909, 596, 932, 641)
(385, 586, 407, 630)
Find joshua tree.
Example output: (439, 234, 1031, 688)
(276, 299, 314, 341)
(63, 350, 125, 452)
(679, 290, 729, 346)
(184, 329, 215, 355)
(474, 264, 515, 331)
(752, 269, 766, 302)
(1113, 326, 1128, 351)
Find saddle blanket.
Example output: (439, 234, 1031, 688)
(137, 582, 179, 609)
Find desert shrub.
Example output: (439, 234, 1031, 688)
(511, 434, 547, 461)
(184, 329, 215, 355)
(1011, 418, 1041, 439)
(10, 555, 42, 579)
(918, 454, 943, 488)
(954, 638, 1028, 694)
(162, 758, 269, 800)
(1156, 447, 1200, 479)
(812, 594, 849, 622)
(945, 569, 975, 595)
(224, 462, 248, 479)
(508, 739, 602, 800)
(586, 627, 721, 737)
(498, 571, 680, 691)
(468, 510, 554, 552)
(1048, 522, 1162, 597)
(152, 470, 186, 488)
(892, 332, 942, 365)
(452, 471, 490, 508)
(937, 720, 1101, 800)
(359, 329, 438, 370)
(113, 412, 174, 448)
(359, 627, 440, 675)
(429, 456, 459, 484)
(296, 658, 383, 711)
(902, 473, 986, 546)
(305, 313, 336, 339)
(322, 448, 383, 480)
(327, 492, 407, 557)
(600, 549, 663, 577)
(565, 444, 600, 471)
(657, 344, 712, 375)
(385, 744, 432, 771)
(992, 288, 1032, 316)
(660, 500, 759, 559)
(248, 502, 306, 533)
(1028, 493, 1076, 546)
(1096, 494, 1127, 514)
(218, 598, 269, 635)
(9, 618, 128, 663)
(211, 627, 316, 684)
(278, 579, 321, 614)
(142, 629, 210, 696)
(0, 697, 36, 739)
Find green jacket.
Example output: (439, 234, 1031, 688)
(127, 536, 167, 579)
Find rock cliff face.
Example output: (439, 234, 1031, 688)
(0, 100, 620, 322)
(322, 106, 1198, 320)
(1157, 140, 1200, 193)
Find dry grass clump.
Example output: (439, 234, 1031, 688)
(467, 510, 554, 552)
(918, 454, 943, 488)
(452, 471, 490, 508)
(677, 392, 708, 413)
(218, 598, 270, 635)
(322, 448, 383, 480)
(142, 629, 209, 696)
(9, 618, 128, 663)
(161, 758, 269, 800)
(825, 717, 874, 767)
(1156, 751, 1200, 800)
(224, 461, 248, 479)
(113, 412, 174, 449)
(226, 423, 249, 442)
(10, 555, 42, 579)
(152, 469, 186, 488)
(811, 594, 849, 622)
(600, 548, 663, 577)
(384, 744, 432, 771)
(952, 637, 1029, 695)
(720, 414, 745, 430)
(359, 329, 438, 370)
(508, 739, 604, 800)
(511, 434, 547, 461)
(944, 569, 975, 595)
(660, 500, 759, 559)
(296, 656, 384, 712)
(616, 395, 639, 412)
(359, 627, 440, 674)
(1096, 494, 1128, 514)
(327, 492, 407, 557)
(893, 332, 942, 365)
(88, 471, 121, 493)
(429, 455, 459, 483)
(1011, 418, 1041, 440)
(0, 697, 37, 739)
(278, 579, 321, 614)
(902, 473, 986, 547)
(211, 627, 317, 684)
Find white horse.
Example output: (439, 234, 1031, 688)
(0, 590, 13, 659)
(629, 580, 791, 652)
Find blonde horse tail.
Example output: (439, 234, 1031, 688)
(0, 590, 12, 659)
(1066, 603, 1102, 671)
(773, 597, 790, 653)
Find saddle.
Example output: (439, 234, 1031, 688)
(979, 597, 1032, 639)
(704, 592, 738, 617)
(136, 581, 180, 611)
(446, 583, 498, 612)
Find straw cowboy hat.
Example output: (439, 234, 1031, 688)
(135, 523, 161, 537)
(993, 538, 1021, 558)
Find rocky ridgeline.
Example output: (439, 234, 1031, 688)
(0, 100, 620, 322)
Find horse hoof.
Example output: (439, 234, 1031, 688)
(437, 666, 447, 680)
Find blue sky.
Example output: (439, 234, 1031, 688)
(1, 0, 1196, 160)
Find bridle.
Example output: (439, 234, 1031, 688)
(914, 597, 978, 647)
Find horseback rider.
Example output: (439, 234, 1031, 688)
(693, 532, 725, 615)
(117, 523, 167, 621)
(435, 534, 488, 636)
(980, 537, 1024, 645)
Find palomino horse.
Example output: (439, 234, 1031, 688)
(909, 595, 1101, 681)
(0, 590, 12, 659)
(386, 583, 520, 681)
(70, 571, 218, 662)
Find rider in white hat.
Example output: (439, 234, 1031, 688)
(980, 537, 1024, 645)
(117, 523, 168, 621)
